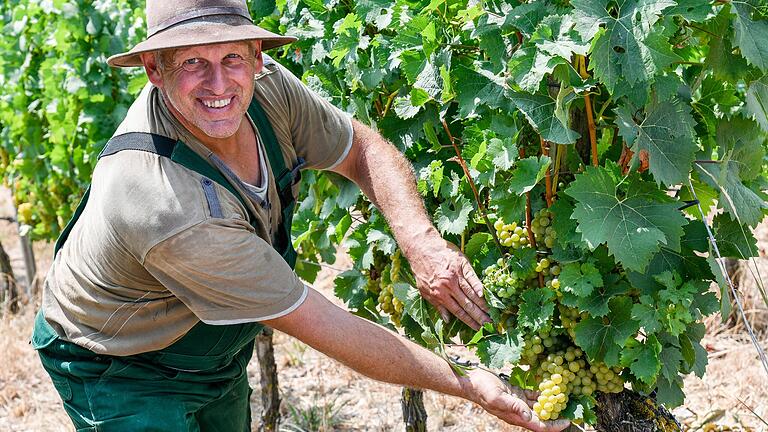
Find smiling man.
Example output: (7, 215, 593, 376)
(31, 1, 569, 431)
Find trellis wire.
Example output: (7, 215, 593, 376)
(687, 177, 768, 379)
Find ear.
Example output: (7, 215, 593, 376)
(141, 52, 164, 88)
(253, 41, 264, 74)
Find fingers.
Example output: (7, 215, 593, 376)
(443, 296, 483, 330)
(454, 288, 492, 327)
(437, 305, 451, 323)
(461, 259, 491, 313)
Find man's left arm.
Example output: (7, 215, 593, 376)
(331, 120, 490, 329)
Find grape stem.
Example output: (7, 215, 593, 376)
(575, 55, 598, 167)
(441, 119, 504, 255)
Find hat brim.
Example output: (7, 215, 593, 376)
(107, 16, 296, 68)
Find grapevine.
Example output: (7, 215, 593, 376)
(270, 0, 768, 423)
(2, 0, 767, 427)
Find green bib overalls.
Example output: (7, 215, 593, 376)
(32, 97, 300, 432)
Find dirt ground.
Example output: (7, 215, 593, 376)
(0, 184, 766, 431)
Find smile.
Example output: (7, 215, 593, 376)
(202, 97, 232, 108)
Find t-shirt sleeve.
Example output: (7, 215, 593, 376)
(275, 63, 354, 170)
(142, 218, 307, 324)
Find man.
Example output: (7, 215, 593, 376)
(32, 1, 569, 431)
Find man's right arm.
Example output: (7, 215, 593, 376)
(263, 288, 570, 432)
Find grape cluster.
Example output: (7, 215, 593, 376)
(519, 322, 626, 421)
(494, 219, 530, 249)
(482, 259, 522, 299)
(558, 306, 586, 339)
(531, 209, 557, 249)
(378, 283, 404, 326)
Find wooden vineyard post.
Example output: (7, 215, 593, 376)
(0, 239, 18, 314)
(401, 387, 427, 431)
(19, 227, 36, 296)
(256, 327, 281, 432)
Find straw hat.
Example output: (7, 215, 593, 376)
(107, 0, 296, 68)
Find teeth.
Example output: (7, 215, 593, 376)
(203, 98, 232, 108)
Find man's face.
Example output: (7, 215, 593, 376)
(145, 41, 262, 140)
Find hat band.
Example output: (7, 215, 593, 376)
(148, 7, 253, 37)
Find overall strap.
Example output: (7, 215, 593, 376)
(247, 97, 302, 268)
(54, 133, 256, 255)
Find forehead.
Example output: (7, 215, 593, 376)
(165, 41, 256, 60)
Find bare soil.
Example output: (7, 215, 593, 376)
(0, 185, 766, 431)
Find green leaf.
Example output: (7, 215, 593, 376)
(549, 196, 583, 248)
(713, 214, 759, 259)
(562, 394, 597, 424)
(509, 92, 580, 144)
(572, 0, 678, 93)
(560, 262, 603, 297)
(715, 116, 766, 181)
(577, 274, 631, 317)
(680, 323, 708, 377)
(506, 156, 552, 195)
(574, 296, 640, 366)
(435, 196, 474, 235)
(658, 341, 685, 382)
(476, 330, 524, 369)
(356, 0, 395, 29)
(655, 376, 686, 407)
(731, 0, 768, 72)
(621, 335, 662, 386)
(490, 191, 526, 225)
(632, 301, 663, 335)
(487, 137, 518, 171)
(518, 288, 556, 331)
(466, 232, 493, 258)
(705, 9, 750, 82)
(615, 99, 697, 186)
(566, 165, 688, 272)
(334, 270, 369, 308)
(394, 282, 435, 335)
(695, 159, 768, 227)
(665, 0, 714, 21)
(454, 64, 508, 118)
(745, 76, 768, 132)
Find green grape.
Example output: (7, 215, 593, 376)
(377, 284, 403, 326)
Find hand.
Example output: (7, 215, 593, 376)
(407, 240, 491, 329)
(464, 369, 571, 432)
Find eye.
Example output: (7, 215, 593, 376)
(184, 58, 201, 66)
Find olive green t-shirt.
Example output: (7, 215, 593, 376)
(40, 56, 353, 356)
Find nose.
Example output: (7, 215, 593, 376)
(203, 62, 228, 94)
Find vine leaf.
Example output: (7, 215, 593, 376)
(506, 156, 552, 195)
(453, 64, 509, 117)
(434, 196, 474, 235)
(730, 0, 768, 72)
(695, 160, 768, 227)
(574, 296, 640, 366)
(679, 323, 708, 378)
(508, 92, 580, 144)
(656, 376, 685, 407)
(562, 394, 597, 424)
(615, 99, 697, 186)
(576, 274, 631, 317)
(487, 137, 518, 171)
(477, 330, 524, 369)
(658, 340, 685, 382)
(745, 76, 768, 132)
(713, 214, 759, 259)
(560, 262, 603, 297)
(621, 335, 662, 386)
(571, 0, 678, 93)
(518, 288, 556, 331)
(566, 165, 687, 272)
